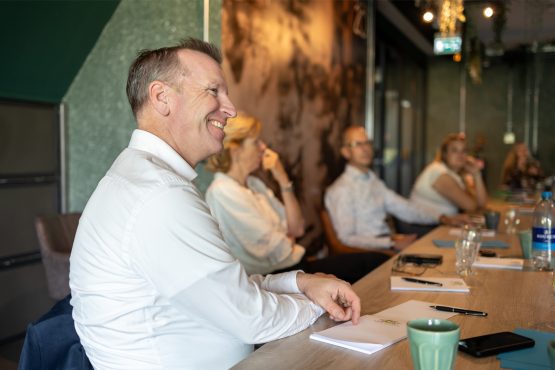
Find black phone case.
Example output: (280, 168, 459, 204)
(399, 254, 443, 265)
(458, 332, 535, 357)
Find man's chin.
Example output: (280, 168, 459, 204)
(207, 141, 224, 157)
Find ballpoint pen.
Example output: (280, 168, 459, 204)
(430, 305, 488, 317)
(401, 277, 443, 286)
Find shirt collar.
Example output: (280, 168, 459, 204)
(128, 129, 198, 181)
(345, 164, 373, 180)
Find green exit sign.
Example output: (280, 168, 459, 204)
(434, 35, 462, 55)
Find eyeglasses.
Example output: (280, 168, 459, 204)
(344, 140, 372, 149)
(391, 256, 440, 276)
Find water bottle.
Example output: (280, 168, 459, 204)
(532, 191, 554, 271)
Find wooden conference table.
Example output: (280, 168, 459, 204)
(233, 207, 555, 369)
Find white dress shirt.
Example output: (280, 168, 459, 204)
(325, 165, 441, 248)
(410, 161, 464, 216)
(69, 129, 323, 370)
(206, 172, 305, 275)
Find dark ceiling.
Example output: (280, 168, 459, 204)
(389, 0, 555, 52)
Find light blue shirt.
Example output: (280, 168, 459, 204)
(325, 165, 441, 248)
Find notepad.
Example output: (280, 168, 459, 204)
(309, 300, 457, 355)
(390, 276, 470, 293)
(517, 207, 534, 214)
(449, 228, 496, 237)
(472, 257, 524, 270)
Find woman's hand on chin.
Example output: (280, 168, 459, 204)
(464, 156, 484, 175)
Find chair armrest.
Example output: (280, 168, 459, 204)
(320, 209, 396, 257)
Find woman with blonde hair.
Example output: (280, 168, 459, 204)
(501, 142, 543, 191)
(410, 133, 487, 215)
(206, 112, 389, 283)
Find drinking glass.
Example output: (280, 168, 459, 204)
(455, 224, 482, 276)
(503, 207, 520, 234)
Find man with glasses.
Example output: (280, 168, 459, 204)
(325, 126, 456, 251)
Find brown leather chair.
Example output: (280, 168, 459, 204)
(319, 209, 396, 257)
(35, 213, 81, 300)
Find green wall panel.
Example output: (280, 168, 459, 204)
(0, 0, 119, 103)
(64, 0, 222, 211)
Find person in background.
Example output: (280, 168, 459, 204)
(325, 126, 463, 252)
(205, 113, 390, 283)
(69, 38, 361, 370)
(501, 142, 544, 192)
(410, 132, 487, 215)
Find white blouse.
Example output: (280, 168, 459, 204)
(206, 172, 305, 275)
(410, 161, 465, 215)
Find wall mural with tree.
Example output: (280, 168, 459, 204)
(221, 0, 368, 253)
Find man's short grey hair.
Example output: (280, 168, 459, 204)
(126, 37, 222, 117)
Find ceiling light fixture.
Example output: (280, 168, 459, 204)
(423, 9, 435, 23)
(439, 0, 465, 36)
(483, 6, 494, 18)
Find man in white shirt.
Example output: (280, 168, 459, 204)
(325, 126, 456, 251)
(69, 38, 360, 370)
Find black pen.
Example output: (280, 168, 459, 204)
(401, 277, 443, 286)
(430, 305, 488, 317)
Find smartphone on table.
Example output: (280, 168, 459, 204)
(458, 331, 535, 357)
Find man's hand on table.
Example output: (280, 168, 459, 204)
(439, 213, 472, 226)
(392, 233, 417, 251)
(296, 272, 361, 325)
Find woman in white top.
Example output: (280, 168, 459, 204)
(206, 113, 389, 282)
(410, 133, 487, 215)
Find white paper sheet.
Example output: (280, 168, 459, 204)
(472, 256, 524, 270)
(449, 228, 495, 237)
(309, 300, 457, 355)
(390, 276, 470, 293)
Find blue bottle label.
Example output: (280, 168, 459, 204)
(532, 227, 554, 251)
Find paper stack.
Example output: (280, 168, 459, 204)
(473, 257, 524, 270)
(390, 276, 470, 293)
(449, 228, 496, 237)
(309, 300, 456, 355)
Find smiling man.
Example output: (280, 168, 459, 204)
(69, 38, 361, 369)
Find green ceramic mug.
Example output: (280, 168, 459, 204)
(407, 318, 460, 370)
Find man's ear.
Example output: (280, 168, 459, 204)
(340, 146, 351, 161)
(148, 81, 170, 116)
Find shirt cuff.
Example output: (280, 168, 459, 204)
(368, 236, 393, 248)
(309, 301, 326, 318)
(260, 270, 303, 294)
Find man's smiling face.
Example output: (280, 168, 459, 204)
(165, 49, 236, 166)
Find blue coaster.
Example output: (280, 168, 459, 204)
(433, 239, 509, 248)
